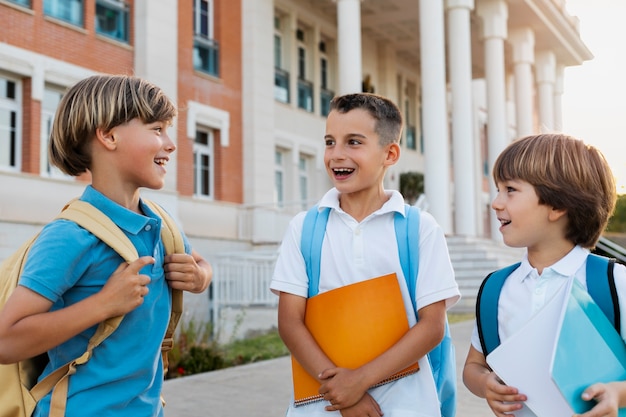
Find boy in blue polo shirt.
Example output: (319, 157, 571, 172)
(270, 93, 460, 416)
(0, 74, 212, 416)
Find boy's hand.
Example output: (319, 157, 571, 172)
(164, 252, 210, 293)
(319, 367, 369, 411)
(101, 256, 154, 317)
(339, 393, 383, 417)
(485, 372, 527, 416)
(574, 382, 622, 417)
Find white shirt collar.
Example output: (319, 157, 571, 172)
(317, 188, 407, 217)
(515, 245, 589, 283)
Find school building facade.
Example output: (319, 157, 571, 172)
(0, 0, 590, 325)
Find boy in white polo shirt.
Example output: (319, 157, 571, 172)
(270, 92, 460, 416)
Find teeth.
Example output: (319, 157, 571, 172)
(333, 168, 354, 175)
(155, 158, 167, 166)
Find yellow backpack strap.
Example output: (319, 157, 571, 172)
(29, 200, 138, 417)
(143, 200, 185, 377)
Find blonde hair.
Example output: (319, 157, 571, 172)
(493, 133, 616, 248)
(49, 74, 177, 176)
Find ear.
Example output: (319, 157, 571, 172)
(95, 128, 117, 150)
(548, 207, 567, 222)
(384, 143, 401, 166)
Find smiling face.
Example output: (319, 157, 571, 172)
(492, 178, 568, 253)
(108, 118, 175, 191)
(324, 108, 397, 198)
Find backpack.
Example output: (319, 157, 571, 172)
(0, 198, 184, 417)
(476, 253, 619, 356)
(301, 204, 457, 417)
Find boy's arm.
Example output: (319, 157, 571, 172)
(164, 249, 212, 293)
(0, 256, 154, 363)
(277, 291, 382, 413)
(277, 291, 337, 381)
(320, 299, 446, 411)
(463, 344, 527, 416)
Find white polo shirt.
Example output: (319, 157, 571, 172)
(271, 188, 460, 417)
(471, 245, 626, 353)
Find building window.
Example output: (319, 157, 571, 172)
(0, 76, 19, 171)
(404, 99, 416, 150)
(296, 28, 313, 112)
(95, 0, 129, 43)
(319, 42, 334, 117)
(40, 87, 68, 178)
(274, 16, 289, 103)
(194, 129, 214, 198)
(299, 155, 309, 210)
(44, 0, 84, 27)
(193, 0, 219, 76)
(6, 0, 31, 7)
(274, 150, 285, 207)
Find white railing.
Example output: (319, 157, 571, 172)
(212, 250, 279, 309)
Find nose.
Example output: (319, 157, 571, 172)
(326, 145, 345, 161)
(491, 191, 503, 211)
(163, 133, 176, 153)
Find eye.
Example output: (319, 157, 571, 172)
(325, 138, 335, 146)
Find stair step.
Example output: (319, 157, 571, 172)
(445, 235, 523, 313)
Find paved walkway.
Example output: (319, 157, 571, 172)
(162, 319, 493, 417)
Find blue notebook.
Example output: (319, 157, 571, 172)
(550, 279, 626, 416)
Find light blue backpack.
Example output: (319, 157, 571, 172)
(300, 204, 457, 417)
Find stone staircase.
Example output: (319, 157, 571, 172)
(446, 235, 525, 313)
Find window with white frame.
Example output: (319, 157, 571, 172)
(298, 155, 310, 210)
(95, 0, 129, 43)
(193, 0, 219, 76)
(0, 76, 20, 171)
(319, 39, 334, 117)
(40, 87, 69, 178)
(194, 128, 214, 198)
(274, 14, 289, 103)
(44, 0, 84, 26)
(296, 27, 313, 112)
(274, 149, 285, 207)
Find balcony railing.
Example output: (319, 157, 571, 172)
(274, 68, 290, 103)
(194, 34, 220, 77)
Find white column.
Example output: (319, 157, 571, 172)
(535, 50, 556, 132)
(476, 0, 508, 240)
(135, 0, 179, 193)
(554, 64, 565, 132)
(336, 0, 362, 94)
(446, 0, 476, 236)
(420, 0, 452, 233)
(242, 0, 276, 205)
(509, 27, 535, 138)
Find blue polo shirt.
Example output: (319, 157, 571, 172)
(19, 186, 190, 417)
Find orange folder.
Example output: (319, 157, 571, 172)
(292, 273, 419, 406)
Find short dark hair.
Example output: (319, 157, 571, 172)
(493, 133, 616, 248)
(329, 93, 403, 145)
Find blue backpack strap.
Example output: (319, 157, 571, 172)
(586, 253, 619, 333)
(395, 205, 456, 417)
(394, 204, 420, 310)
(301, 205, 330, 298)
(476, 263, 521, 356)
